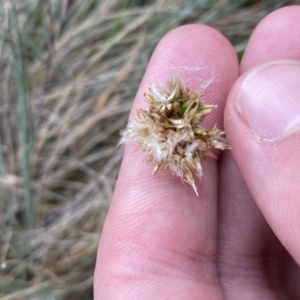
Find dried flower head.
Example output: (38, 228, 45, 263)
(120, 76, 230, 195)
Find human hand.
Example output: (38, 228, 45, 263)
(94, 6, 300, 299)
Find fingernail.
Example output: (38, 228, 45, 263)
(235, 60, 300, 141)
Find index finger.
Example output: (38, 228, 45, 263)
(94, 24, 238, 299)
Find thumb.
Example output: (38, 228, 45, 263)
(225, 60, 300, 265)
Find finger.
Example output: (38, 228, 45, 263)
(94, 24, 238, 299)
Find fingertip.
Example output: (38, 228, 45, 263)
(132, 24, 239, 128)
(156, 24, 236, 61)
(121, 23, 239, 199)
(241, 5, 300, 73)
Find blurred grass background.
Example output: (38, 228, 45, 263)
(0, 0, 296, 299)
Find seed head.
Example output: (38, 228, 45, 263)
(120, 76, 230, 195)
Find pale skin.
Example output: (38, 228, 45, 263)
(94, 6, 300, 299)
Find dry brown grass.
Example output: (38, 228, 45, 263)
(0, 0, 291, 298)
